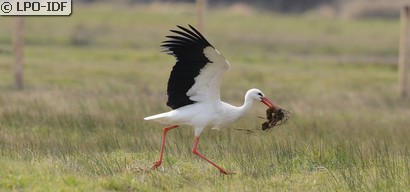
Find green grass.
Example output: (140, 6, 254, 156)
(0, 3, 409, 191)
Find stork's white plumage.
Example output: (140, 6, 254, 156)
(144, 25, 276, 174)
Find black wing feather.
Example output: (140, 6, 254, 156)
(162, 25, 213, 109)
(188, 25, 212, 46)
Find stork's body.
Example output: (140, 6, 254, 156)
(145, 91, 262, 135)
(144, 25, 275, 174)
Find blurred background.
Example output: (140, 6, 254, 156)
(1, 0, 410, 90)
(0, 0, 409, 190)
(1, 0, 410, 106)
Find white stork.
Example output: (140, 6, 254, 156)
(144, 25, 276, 174)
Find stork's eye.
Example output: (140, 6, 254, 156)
(257, 92, 263, 97)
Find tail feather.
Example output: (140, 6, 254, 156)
(144, 112, 173, 124)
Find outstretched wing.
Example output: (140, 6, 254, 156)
(162, 25, 230, 109)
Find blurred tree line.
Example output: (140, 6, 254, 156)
(78, 0, 337, 13)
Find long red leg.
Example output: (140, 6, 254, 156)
(192, 136, 235, 175)
(151, 125, 179, 169)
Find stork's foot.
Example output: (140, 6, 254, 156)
(151, 160, 162, 170)
(219, 168, 236, 175)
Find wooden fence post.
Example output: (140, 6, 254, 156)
(13, 17, 24, 90)
(399, 5, 409, 98)
(196, 0, 206, 33)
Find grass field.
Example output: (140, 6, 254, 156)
(0, 3, 409, 191)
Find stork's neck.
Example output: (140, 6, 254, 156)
(236, 94, 254, 118)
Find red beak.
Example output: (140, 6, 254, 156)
(261, 97, 276, 109)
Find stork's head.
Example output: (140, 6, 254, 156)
(246, 88, 276, 108)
